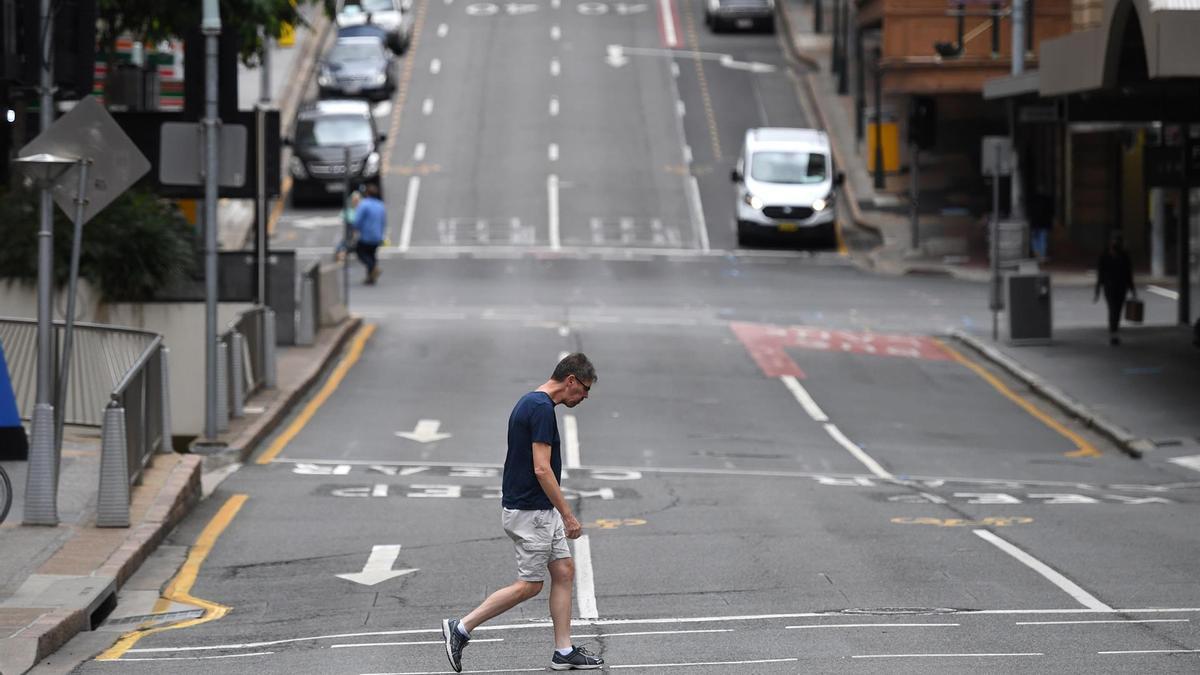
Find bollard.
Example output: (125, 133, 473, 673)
(97, 403, 131, 527)
(216, 340, 229, 432)
(159, 346, 173, 452)
(297, 277, 316, 346)
(230, 332, 245, 419)
(22, 403, 59, 525)
(263, 308, 277, 388)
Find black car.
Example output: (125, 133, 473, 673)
(317, 36, 397, 102)
(705, 0, 775, 33)
(287, 100, 385, 205)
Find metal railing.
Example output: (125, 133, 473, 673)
(0, 318, 157, 426)
(220, 306, 277, 420)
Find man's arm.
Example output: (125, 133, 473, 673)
(532, 442, 582, 539)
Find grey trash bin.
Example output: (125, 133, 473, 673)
(1006, 273, 1052, 344)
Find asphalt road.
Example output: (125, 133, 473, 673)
(43, 0, 1200, 673)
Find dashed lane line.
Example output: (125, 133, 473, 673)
(974, 529, 1113, 611)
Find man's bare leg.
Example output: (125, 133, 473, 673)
(548, 557, 575, 650)
(461, 580, 543, 632)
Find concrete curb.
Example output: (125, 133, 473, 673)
(948, 329, 1153, 459)
(224, 317, 364, 464)
(0, 455, 202, 675)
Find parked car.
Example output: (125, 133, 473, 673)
(731, 128, 844, 247)
(705, 0, 775, 33)
(317, 35, 397, 102)
(336, 0, 412, 53)
(287, 99, 385, 205)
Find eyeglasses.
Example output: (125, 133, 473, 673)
(573, 376, 591, 393)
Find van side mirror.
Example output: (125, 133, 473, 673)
(730, 169, 742, 182)
(378, 131, 388, 142)
(834, 171, 845, 187)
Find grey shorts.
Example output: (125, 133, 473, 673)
(502, 508, 571, 582)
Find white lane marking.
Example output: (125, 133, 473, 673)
(421, 98, 434, 115)
(548, 174, 561, 250)
(565, 414, 581, 469)
(437, 23, 448, 36)
(1017, 619, 1189, 625)
(548, 143, 559, 161)
(682, 145, 692, 163)
(1099, 649, 1200, 655)
(397, 176, 420, 251)
(119, 652, 275, 661)
(974, 529, 1114, 611)
(658, 0, 678, 47)
(550, 58, 561, 76)
(412, 143, 426, 161)
(333, 638, 501, 649)
(551, 25, 561, 40)
(671, 61, 679, 77)
(573, 629, 733, 638)
(787, 623, 959, 629)
(1168, 455, 1200, 473)
(612, 659, 798, 669)
(551, 0, 560, 7)
(364, 669, 545, 675)
(824, 423, 894, 479)
(429, 58, 441, 74)
(574, 534, 598, 619)
(549, 96, 559, 116)
(1147, 285, 1179, 300)
(853, 653, 1043, 659)
(780, 375, 828, 422)
(675, 100, 685, 117)
(128, 608, 1200, 654)
(686, 175, 709, 251)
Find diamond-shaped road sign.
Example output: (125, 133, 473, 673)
(18, 96, 151, 226)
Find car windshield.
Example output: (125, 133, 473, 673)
(329, 41, 383, 62)
(296, 116, 374, 146)
(749, 151, 827, 184)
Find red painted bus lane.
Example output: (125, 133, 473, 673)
(731, 322, 951, 378)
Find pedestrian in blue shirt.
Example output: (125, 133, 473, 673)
(442, 353, 605, 672)
(352, 183, 386, 284)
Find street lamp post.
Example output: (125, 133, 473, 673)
(202, 0, 222, 441)
(11, 152, 76, 526)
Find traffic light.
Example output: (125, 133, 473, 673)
(908, 96, 937, 151)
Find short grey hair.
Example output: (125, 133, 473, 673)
(552, 353, 596, 384)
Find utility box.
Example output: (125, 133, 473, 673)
(1006, 273, 1052, 344)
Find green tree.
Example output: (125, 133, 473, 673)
(96, 0, 324, 69)
(0, 186, 198, 302)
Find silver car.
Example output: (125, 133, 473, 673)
(336, 0, 413, 53)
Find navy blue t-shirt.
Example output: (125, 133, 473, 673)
(502, 391, 560, 510)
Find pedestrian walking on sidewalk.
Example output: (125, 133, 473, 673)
(352, 183, 386, 284)
(1029, 191, 1054, 261)
(441, 353, 604, 673)
(1094, 232, 1137, 345)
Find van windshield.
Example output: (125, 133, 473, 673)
(750, 151, 827, 184)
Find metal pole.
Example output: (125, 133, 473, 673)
(256, 104, 267, 305)
(836, 0, 849, 95)
(54, 159, 91, 452)
(832, 0, 842, 75)
(1009, 0, 1025, 222)
(1181, 129, 1192, 325)
(814, 0, 823, 33)
(991, 2, 1000, 57)
(991, 157, 1002, 341)
(910, 143, 919, 251)
(343, 145, 352, 307)
(202, 0, 221, 440)
(259, 30, 272, 105)
(25, 0, 59, 525)
(873, 48, 884, 190)
(855, 28, 864, 142)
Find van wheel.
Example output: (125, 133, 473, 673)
(736, 222, 753, 248)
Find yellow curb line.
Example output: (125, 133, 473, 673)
(934, 338, 1101, 458)
(256, 322, 378, 466)
(96, 494, 249, 661)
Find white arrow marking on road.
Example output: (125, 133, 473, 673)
(613, 2, 648, 13)
(1168, 455, 1200, 473)
(506, 2, 539, 13)
(604, 44, 775, 72)
(336, 545, 419, 586)
(395, 419, 452, 443)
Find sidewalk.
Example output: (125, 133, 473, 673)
(779, 1, 1200, 464)
(0, 319, 360, 675)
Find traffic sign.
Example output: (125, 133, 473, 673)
(18, 96, 150, 226)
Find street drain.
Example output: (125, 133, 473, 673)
(104, 609, 205, 627)
(839, 607, 959, 616)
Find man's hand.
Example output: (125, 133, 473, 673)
(563, 513, 583, 540)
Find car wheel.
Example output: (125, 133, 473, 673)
(762, 16, 775, 33)
(711, 16, 723, 32)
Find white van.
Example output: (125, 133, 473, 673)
(732, 128, 843, 246)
